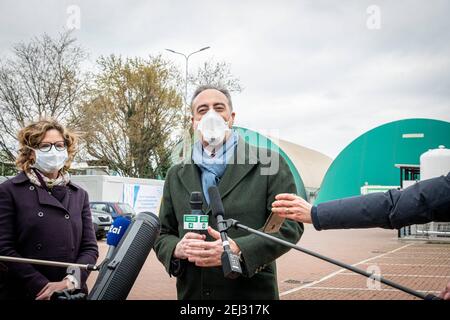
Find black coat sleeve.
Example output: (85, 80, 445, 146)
(75, 191, 99, 286)
(314, 172, 450, 230)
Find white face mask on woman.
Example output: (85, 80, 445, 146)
(196, 110, 231, 147)
(32, 146, 68, 174)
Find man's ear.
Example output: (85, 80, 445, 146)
(230, 111, 236, 127)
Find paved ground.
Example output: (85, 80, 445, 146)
(87, 224, 450, 300)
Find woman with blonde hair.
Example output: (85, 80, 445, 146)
(0, 118, 98, 300)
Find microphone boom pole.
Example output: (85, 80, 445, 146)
(224, 219, 440, 300)
(0, 255, 99, 271)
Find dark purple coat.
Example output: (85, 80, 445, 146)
(0, 172, 98, 299)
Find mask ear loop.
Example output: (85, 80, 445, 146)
(24, 145, 45, 183)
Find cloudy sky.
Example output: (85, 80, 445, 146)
(1, 0, 449, 158)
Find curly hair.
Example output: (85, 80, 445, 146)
(15, 118, 78, 172)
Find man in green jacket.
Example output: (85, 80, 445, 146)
(154, 85, 303, 299)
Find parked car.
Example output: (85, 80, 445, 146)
(89, 202, 136, 220)
(91, 209, 113, 240)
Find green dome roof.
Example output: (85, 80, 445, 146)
(316, 118, 450, 204)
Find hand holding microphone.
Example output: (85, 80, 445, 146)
(184, 227, 240, 267)
(173, 225, 240, 267)
(35, 280, 72, 300)
(176, 189, 242, 275)
(173, 232, 206, 259)
(173, 192, 208, 260)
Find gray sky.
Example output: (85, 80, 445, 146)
(1, 0, 449, 158)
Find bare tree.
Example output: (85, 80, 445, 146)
(78, 55, 183, 178)
(0, 31, 88, 161)
(189, 59, 243, 94)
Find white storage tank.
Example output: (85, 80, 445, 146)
(420, 145, 450, 180)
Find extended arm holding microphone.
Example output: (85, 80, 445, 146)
(273, 173, 450, 230)
(221, 218, 441, 300)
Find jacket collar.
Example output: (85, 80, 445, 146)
(178, 137, 258, 214)
(11, 171, 29, 184)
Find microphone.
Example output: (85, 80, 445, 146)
(190, 191, 203, 214)
(88, 211, 160, 300)
(184, 192, 208, 234)
(207, 186, 242, 279)
(105, 217, 131, 260)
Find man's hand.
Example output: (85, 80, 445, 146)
(439, 281, 450, 300)
(173, 232, 206, 259)
(272, 193, 313, 223)
(35, 280, 70, 300)
(185, 227, 240, 267)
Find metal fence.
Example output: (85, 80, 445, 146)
(400, 222, 450, 240)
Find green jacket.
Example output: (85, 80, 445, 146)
(154, 138, 304, 300)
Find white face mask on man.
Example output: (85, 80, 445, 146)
(196, 110, 231, 147)
(32, 146, 68, 174)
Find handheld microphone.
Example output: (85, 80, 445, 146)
(88, 211, 160, 300)
(184, 192, 209, 234)
(105, 217, 131, 260)
(208, 186, 242, 279)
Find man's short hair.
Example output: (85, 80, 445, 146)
(190, 84, 233, 113)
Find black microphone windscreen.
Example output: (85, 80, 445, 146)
(88, 211, 160, 300)
(208, 186, 224, 218)
(189, 191, 203, 210)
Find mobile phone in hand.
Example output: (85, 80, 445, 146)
(262, 211, 285, 233)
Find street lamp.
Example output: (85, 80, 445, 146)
(165, 46, 210, 128)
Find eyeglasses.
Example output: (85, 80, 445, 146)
(36, 141, 67, 152)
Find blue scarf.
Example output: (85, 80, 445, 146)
(192, 131, 239, 204)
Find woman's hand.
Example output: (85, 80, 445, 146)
(271, 193, 313, 224)
(35, 280, 70, 300)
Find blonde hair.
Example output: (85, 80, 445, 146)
(16, 118, 78, 172)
